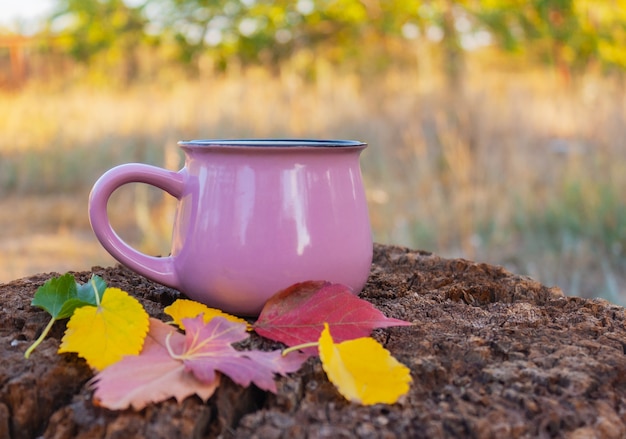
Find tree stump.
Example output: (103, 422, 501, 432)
(1, 244, 625, 438)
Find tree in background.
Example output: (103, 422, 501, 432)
(470, 0, 626, 80)
(147, 0, 426, 74)
(37, 0, 626, 83)
(48, 0, 146, 83)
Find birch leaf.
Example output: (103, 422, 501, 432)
(58, 287, 149, 371)
(318, 323, 412, 405)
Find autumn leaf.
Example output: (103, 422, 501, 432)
(171, 316, 307, 392)
(318, 323, 412, 405)
(59, 287, 150, 371)
(92, 315, 307, 410)
(253, 281, 412, 347)
(164, 299, 248, 329)
(91, 318, 219, 410)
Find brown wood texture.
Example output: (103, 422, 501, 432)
(1, 244, 625, 438)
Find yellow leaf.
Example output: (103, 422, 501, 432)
(58, 287, 149, 371)
(318, 323, 412, 405)
(164, 299, 248, 329)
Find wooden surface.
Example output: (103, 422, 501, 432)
(1, 244, 625, 438)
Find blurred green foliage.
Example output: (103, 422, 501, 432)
(41, 0, 626, 81)
(471, 0, 626, 73)
(50, 0, 146, 82)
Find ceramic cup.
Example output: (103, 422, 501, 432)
(88, 139, 373, 315)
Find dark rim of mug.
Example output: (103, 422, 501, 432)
(177, 139, 366, 148)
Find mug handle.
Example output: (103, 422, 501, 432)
(88, 163, 185, 289)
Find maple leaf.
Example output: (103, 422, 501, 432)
(170, 316, 307, 392)
(92, 315, 307, 410)
(164, 299, 248, 329)
(318, 323, 412, 405)
(91, 318, 219, 410)
(58, 287, 150, 371)
(253, 281, 412, 347)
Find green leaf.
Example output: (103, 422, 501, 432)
(31, 273, 80, 319)
(31, 274, 107, 319)
(25, 273, 109, 359)
(57, 298, 94, 320)
(76, 275, 107, 305)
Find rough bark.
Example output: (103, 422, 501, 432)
(1, 244, 625, 438)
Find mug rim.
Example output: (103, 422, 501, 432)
(177, 138, 366, 148)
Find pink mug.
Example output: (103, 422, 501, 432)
(88, 139, 373, 315)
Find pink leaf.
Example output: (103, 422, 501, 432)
(179, 316, 307, 392)
(90, 319, 219, 410)
(253, 281, 413, 347)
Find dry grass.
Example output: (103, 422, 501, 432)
(1, 58, 625, 304)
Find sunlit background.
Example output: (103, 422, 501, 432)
(1, 0, 625, 305)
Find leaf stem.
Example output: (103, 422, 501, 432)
(24, 316, 56, 359)
(282, 342, 319, 356)
(164, 332, 183, 360)
(92, 277, 101, 307)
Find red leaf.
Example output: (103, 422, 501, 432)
(179, 316, 307, 392)
(252, 282, 412, 347)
